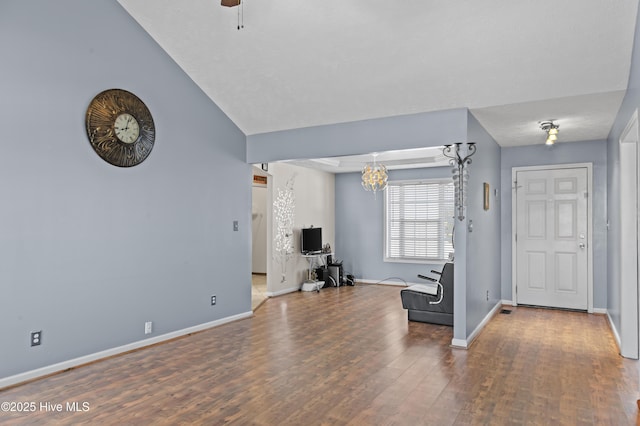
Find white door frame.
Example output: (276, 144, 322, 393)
(511, 163, 594, 313)
(619, 109, 639, 359)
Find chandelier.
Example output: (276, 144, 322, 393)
(361, 153, 388, 198)
(443, 143, 476, 221)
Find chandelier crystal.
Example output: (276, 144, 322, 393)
(361, 154, 388, 197)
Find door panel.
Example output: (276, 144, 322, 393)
(516, 168, 588, 310)
(526, 200, 546, 238)
(555, 200, 576, 239)
(526, 252, 546, 290)
(555, 252, 577, 293)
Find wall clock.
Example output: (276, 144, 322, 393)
(85, 89, 155, 167)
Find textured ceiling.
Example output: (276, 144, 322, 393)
(118, 0, 638, 150)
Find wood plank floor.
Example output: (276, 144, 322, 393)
(0, 284, 638, 425)
(251, 273, 268, 311)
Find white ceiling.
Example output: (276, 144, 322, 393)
(118, 0, 638, 160)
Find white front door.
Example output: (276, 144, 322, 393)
(515, 167, 588, 310)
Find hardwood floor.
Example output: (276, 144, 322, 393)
(1, 284, 638, 425)
(252, 273, 268, 311)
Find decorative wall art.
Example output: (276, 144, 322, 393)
(443, 143, 476, 220)
(484, 182, 490, 211)
(273, 175, 296, 283)
(85, 89, 155, 167)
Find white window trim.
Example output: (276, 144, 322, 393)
(383, 178, 454, 264)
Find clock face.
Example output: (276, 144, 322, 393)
(114, 113, 140, 144)
(85, 89, 155, 167)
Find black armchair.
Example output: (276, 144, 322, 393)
(400, 262, 454, 326)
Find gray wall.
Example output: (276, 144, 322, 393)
(500, 140, 608, 309)
(0, 0, 251, 379)
(461, 112, 502, 337)
(246, 108, 469, 163)
(335, 167, 451, 283)
(607, 3, 640, 330)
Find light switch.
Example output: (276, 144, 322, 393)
(233, 220, 239, 231)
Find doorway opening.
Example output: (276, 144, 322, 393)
(252, 166, 269, 310)
(618, 109, 639, 359)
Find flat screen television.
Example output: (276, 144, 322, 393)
(301, 227, 322, 254)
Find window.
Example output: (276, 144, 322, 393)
(384, 179, 454, 263)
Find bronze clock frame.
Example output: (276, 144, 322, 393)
(85, 89, 155, 167)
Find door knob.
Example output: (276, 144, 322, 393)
(579, 242, 586, 249)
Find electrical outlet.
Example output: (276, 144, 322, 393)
(486, 290, 489, 301)
(30, 331, 42, 347)
(211, 295, 216, 306)
(145, 321, 153, 335)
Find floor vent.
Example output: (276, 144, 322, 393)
(500, 309, 512, 314)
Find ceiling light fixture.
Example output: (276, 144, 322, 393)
(361, 153, 388, 198)
(540, 121, 560, 146)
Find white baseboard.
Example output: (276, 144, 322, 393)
(592, 307, 607, 314)
(502, 299, 514, 306)
(358, 278, 417, 287)
(450, 338, 468, 349)
(449, 300, 503, 350)
(265, 286, 300, 297)
(0, 311, 253, 390)
(606, 310, 622, 352)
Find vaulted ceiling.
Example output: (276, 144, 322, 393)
(118, 0, 638, 148)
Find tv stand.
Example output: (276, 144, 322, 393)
(301, 252, 332, 292)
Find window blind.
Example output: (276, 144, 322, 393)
(384, 179, 454, 262)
